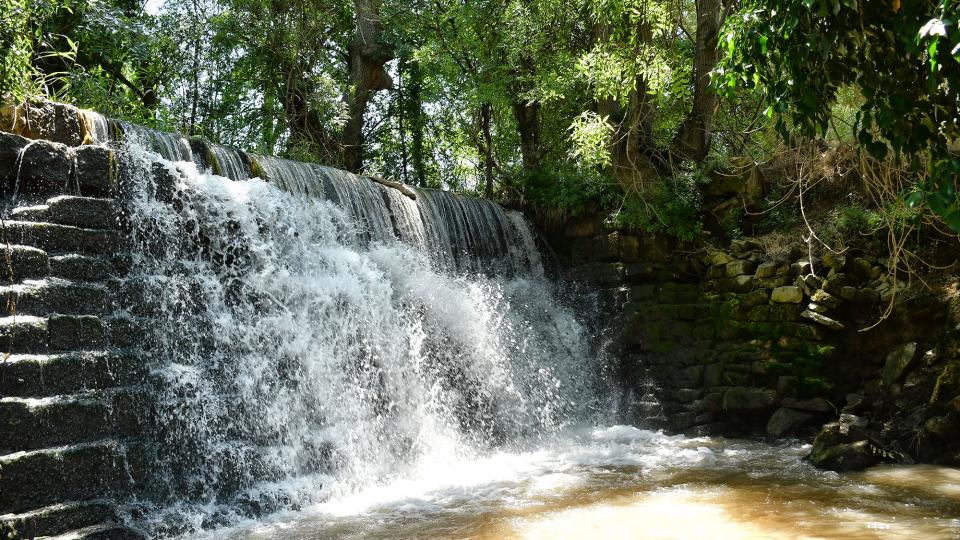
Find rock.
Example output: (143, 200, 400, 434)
(569, 262, 624, 285)
(850, 257, 874, 280)
(842, 393, 867, 413)
(565, 217, 601, 238)
(781, 397, 833, 413)
(837, 285, 858, 301)
(2, 100, 84, 145)
(705, 249, 734, 266)
(722, 387, 776, 412)
(811, 440, 878, 471)
(704, 363, 723, 387)
(730, 238, 762, 253)
(16, 140, 72, 196)
(807, 302, 829, 314)
(882, 342, 918, 387)
(809, 415, 879, 471)
(822, 251, 847, 270)
(791, 260, 813, 277)
(624, 262, 654, 279)
(74, 145, 114, 196)
(728, 274, 756, 292)
(755, 262, 778, 278)
(930, 364, 960, 405)
(801, 310, 844, 330)
(678, 365, 704, 387)
(767, 407, 817, 437)
(725, 260, 757, 277)
(618, 235, 640, 262)
(740, 288, 770, 308)
(810, 289, 841, 309)
(797, 274, 824, 296)
(675, 388, 703, 403)
(924, 415, 960, 440)
(777, 376, 799, 394)
(823, 273, 850, 295)
(47, 196, 117, 229)
(771, 285, 803, 303)
(0, 131, 30, 183)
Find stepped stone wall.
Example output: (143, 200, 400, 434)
(0, 131, 144, 539)
(560, 215, 960, 469)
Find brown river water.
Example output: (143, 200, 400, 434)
(200, 426, 960, 540)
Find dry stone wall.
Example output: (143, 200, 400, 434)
(560, 215, 960, 469)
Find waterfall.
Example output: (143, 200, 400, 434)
(118, 145, 608, 537)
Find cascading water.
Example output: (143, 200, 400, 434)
(116, 143, 612, 536)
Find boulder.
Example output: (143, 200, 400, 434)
(811, 440, 878, 471)
(767, 407, 817, 437)
(882, 342, 918, 387)
(809, 415, 878, 471)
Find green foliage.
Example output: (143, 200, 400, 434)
(718, 0, 960, 230)
(608, 171, 706, 241)
(832, 205, 884, 236)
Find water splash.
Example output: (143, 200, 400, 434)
(117, 145, 609, 537)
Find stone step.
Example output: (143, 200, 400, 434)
(46, 196, 119, 230)
(0, 440, 143, 515)
(48, 315, 107, 351)
(0, 393, 143, 454)
(3, 136, 114, 199)
(0, 315, 48, 353)
(0, 315, 107, 354)
(0, 221, 120, 256)
(0, 352, 147, 398)
(43, 523, 144, 540)
(50, 255, 116, 282)
(0, 244, 50, 281)
(10, 204, 50, 222)
(0, 279, 111, 316)
(0, 500, 117, 539)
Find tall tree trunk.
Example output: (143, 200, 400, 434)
(406, 60, 427, 186)
(512, 100, 541, 173)
(481, 102, 494, 199)
(672, 0, 722, 162)
(396, 61, 409, 184)
(342, 0, 393, 173)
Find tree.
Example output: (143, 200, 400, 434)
(718, 0, 960, 229)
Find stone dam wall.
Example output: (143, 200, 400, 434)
(0, 130, 146, 539)
(559, 215, 960, 469)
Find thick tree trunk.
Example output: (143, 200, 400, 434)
(512, 100, 541, 173)
(342, 0, 393, 173)
(672, 0, 722, 162)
